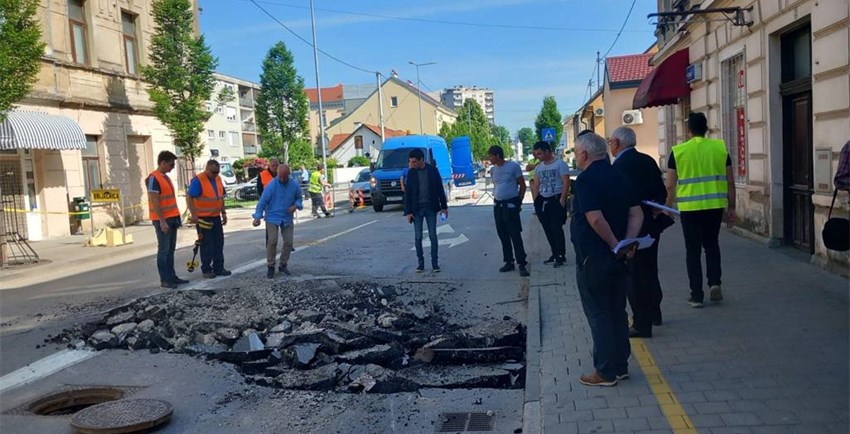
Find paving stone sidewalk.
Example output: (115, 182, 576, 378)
(527, 220, 849, 434)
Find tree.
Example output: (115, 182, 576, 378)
(348, 155, 370, 167)
(0, 0, 45, 122)
(142, 0, 227, 167)
(439, 99, 493, 161)
(490, 124, 514, 159)
(255, 41, 310, 164)
(534, 96, 563, 147)
(517, 127, 536, 156)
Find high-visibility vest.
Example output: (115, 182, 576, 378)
(672, 136, 729, 212)
(309, 171, 323, 194)
(193, 173, 224, 217)
(260, 170, 274, 187)
(147, 170, 180, 221)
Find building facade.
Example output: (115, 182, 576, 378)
(641, 0, 849, 273)
(440, 85, 495, 125)
(603, 51, 662, 162)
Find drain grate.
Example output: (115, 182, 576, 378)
(437, 412, 495, 432)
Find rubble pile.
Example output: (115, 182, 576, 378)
(53, 278, 526, 393)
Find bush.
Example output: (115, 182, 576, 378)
(347, 156, 370, 167)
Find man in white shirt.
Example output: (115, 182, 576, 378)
(531, 141, 571, 267)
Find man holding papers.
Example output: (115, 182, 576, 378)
(609, 126, 667, 338)
(570, 132, 643, 387)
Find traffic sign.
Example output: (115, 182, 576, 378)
(542, 127, 556, 143)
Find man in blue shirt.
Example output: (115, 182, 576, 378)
(253, 164, 303, 278)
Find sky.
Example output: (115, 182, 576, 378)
(199, 0, 659, 136)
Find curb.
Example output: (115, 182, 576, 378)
(522, 220, 544, 434)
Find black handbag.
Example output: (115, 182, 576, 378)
(823, 190, 850, 252)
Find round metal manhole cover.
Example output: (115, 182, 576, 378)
(70, 398, 172, 433)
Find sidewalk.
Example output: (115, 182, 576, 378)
(526, 221, 849, 433)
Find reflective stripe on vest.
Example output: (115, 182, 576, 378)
(148, 170, 180, 220)
(260, 170, 274, 187)
(672, 137, 729, 212)
(194, 173, 224, 217)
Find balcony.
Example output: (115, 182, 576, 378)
(239, 97, 254, 108)
(242, 122, 257, 133)
(243, 145, 258, 155)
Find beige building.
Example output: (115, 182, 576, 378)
(640, 0, 849, 273)
(0, 0, 205, 246)
(603, 51, 662, 163)
(306, 83, 345, 147)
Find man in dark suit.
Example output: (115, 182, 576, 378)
(609, 126, 667, 338)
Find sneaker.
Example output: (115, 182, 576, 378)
(433, 264, 441, 273)
(160, 281, 178, 289)
(616, 373, 630, 381)
(215, 269, 232, 277)
(518, 264, 530, 277)
(202, 272, 217, 279)
(266, 267, 275, 279)
(687, 297, 704, 308)
(416, 264, 425, 273)
(499, 263, 516, 273)
(279, 265, 293, 276)
(543, 256, 556, 265)
(709, 285, 723, 302)
(172, 277, 189, 285)
(579, 372, 618, 387)
(554, 257, 566, 268)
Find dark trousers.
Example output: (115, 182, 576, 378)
(197, 216, 225, 274)
(576, 263, 630, 380)
(494, 200, 527, 265)
(680, 208, 724, 301)
(535, 195, 566, 258)
(413, 208, 438, 266)
(310, 192, 329, 216)
(627, 239, 663, 334)
(153, 217, 180, 283)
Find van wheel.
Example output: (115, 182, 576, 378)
(372, 203, 384, 212)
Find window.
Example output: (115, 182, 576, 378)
(215, 105, 223, 114)
(354, 135, 363, 156)
(218, 131, 225, 140)
(210, 149, 219, 157)
(205, 102, 212, 112)
(390, 96, 398, 107)
(68, 0, 88, 64)
(226, 106, 237, 121)
(722, 53, 747, 183)
(228, 131, 239, 146)
(207, 130, 215, 140)
(121, 11, 138, 74)
(82, 135, 101, 197)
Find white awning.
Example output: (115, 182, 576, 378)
(0, 111, 86, 150)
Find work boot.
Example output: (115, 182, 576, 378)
(518, 264, 530, 277)
(266, 267, 275, 279)
(172, 277, 189, 285)
(215, 269, 232, 277)
(202, 272, 217, 279)
(160, 281, 178, 289)
(579, 372, 618, 387)
(279, 264, 293, 276)
(499, 262, 515, 273)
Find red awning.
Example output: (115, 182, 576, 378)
(633, 48, 690, 109)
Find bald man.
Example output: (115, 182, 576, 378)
(253, 164, 303, 278)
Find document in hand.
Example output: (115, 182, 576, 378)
(613, 235, 656, 254)
(642, 200, 681, 215)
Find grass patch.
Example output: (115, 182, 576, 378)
(224, 198, 257, 209)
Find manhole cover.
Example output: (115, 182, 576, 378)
(70, 398, 172, 433)
(437, 412, 495, 432)
(28, 387, 125, 416)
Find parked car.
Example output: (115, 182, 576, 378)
(348, 168, 372, 205)
(228, 170, 309, 201)
(220, 163, 238, 186)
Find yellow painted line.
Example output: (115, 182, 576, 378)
(631, 337, 698, 434)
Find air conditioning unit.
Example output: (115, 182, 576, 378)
(622, 109, 643, 125)
(594, 107, 605, 117)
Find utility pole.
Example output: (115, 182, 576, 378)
(409, 61, 435, 135)
(309, 0, 327, 175)
(596, 51, 601, 91)
(376, 71, 385, 142)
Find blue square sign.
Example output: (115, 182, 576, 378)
(541, 127, 556, 143)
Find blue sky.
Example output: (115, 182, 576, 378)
(199, 0, 658, 135)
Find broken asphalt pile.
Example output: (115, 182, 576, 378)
(52, 278, 526, 393)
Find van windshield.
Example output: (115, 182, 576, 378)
(219, 163, 234, 177)
(375, 147, 423, 169)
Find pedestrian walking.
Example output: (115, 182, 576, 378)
(570, 132, 643, 386)
(309, 164, 332, 218)
(487, 145, 530, 277)
(187, 160, 231, 279)
(403, 148, 448, 273)
(146, 151, 187, 289)
(257, 157, 279, 198)
(665, 112, 736, 308)
(253, 164, 303, 279)
(531, 141, 570, 267)
(609, 127, 667, 337)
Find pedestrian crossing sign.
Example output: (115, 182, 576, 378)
(542, 128, 556, 143)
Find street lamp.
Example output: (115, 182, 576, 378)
(409, 61, 435, 135)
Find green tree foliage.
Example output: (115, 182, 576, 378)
(517, 127, 536, 156)
(347, 155, 370, 167)
(438, 99, 493, 160)
(534, 96, 563, 146)
(142, 0, 227, 166)
(490, 124, 514, 159)
(0, 0, 45, 122)
(255, 41, 310, 164)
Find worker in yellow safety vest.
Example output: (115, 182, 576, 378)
(664, 112, 737, 308)
(187, 160, 232, 279)
(309, 164, 332, 218)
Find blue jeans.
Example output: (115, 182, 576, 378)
(153, 217, 180, 283)
(197, 216, 225, 273)
(413, 208, 438, 266)
(576, 261, 630, 380)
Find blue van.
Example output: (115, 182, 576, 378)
(370, 135, 452, 212)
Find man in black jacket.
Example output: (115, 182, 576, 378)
(609, 126, 667, 337)
(404, 148, 448, 272)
